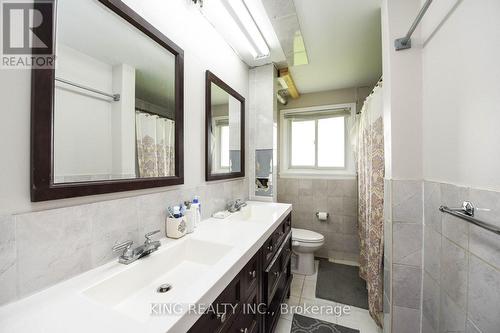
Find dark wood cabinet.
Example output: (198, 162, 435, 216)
(188, 273, 242, 333)
(228, 288, 260, 333)
(188, 213, 292, 333)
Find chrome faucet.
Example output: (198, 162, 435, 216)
(112, 230, 161, 265)
(227, 199, 247, 213)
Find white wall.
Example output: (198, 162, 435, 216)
(382, 0, 500, 190)
(111, 63, 137, 179)
(54, 45, 114, 182)
(381, 0, 423, 181)
(421, 0, 500, 191)
(0, 0, 249, 215)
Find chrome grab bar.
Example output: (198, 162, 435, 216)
(439, 201, 500, 236)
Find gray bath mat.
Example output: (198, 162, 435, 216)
(291, 314, 359, 333)
(316, 260, 368, 310)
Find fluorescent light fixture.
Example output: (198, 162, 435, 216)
(221, 0, 270, 59)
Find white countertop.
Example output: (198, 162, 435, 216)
(0, 201, 292, 333)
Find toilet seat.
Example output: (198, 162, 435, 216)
(292, 228, 325, 243)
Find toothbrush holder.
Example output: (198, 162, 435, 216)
(166, 216, 187, 239)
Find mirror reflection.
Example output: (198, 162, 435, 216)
(210, 83, 241, 174)
(53, 0, 176, 184)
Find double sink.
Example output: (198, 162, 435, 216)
(82, 203, 286, 325)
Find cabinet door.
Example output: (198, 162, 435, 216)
(227, 288, 260, 333)
(241, 251, 260, 301)
(188, 275, 242, 333)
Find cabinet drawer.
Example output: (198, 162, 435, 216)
(263, 214, 292, 268)
(188, 275, 242, 333)
(264, 232, 291, 305)
(262, 233, 276, 268)
(241, 252, 260, 301)
(227, 288, 259, 333)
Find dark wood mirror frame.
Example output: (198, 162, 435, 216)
(205, 71, 245, 181)
(31, 0, 184, 202)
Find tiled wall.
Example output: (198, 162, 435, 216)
(387, 180, 424, 333)
(385, 179, 500, 333)
(422, 181, 500, 333)
(277, 178, 359, 261)
(0, 179, 248, 306)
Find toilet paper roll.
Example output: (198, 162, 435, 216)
(317, 212, 328, 221)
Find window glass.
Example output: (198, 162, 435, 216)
(220, 125, 230, 167)
(318, 117, 345, 167)
(291, 120, 315, 166)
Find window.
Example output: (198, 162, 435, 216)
(280, 104, 355, 178)
(220, 125, 230, 168)
(213, 117, 230, 172)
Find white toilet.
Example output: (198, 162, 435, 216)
(291, 228, 325, 276)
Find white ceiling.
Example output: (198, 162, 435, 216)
(287, 0, 382, 93)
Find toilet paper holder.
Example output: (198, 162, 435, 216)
(315, 212, 329, 219)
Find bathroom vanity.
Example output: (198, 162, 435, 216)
(188, 209, 292, 333)
(0, 202, 292, 333)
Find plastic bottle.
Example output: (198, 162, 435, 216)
(192, 196, 201, 228)
(184, 201, 195, 234)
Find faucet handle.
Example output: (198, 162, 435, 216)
(145, 230, 160, 241)
(112, 240, 133, 252)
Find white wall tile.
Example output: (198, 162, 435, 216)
(393, 222, 422, 266)
(392, 180, 423, 224)
(423, 225, 441, 281)
(440, 236, 468, 308)
(424, 181, 441, 233)
(467, 255, 500, 333)
(392, 306, 420, 333)
(0, 216, 17, 305)
(392, 264, 421, 309)
(16, 206, 93, 297)
(439, 291, 466, 333)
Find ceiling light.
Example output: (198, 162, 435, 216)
(221, 0, 270, 59)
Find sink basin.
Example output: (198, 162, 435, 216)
(228, 205, 282, 222)
(83, 238, 232, 320)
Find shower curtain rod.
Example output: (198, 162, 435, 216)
(55, 77, 121, 102)
(395, 0, 433, 51)
(357, 77, 383, 114)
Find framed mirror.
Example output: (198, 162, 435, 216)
(31, 0, 184, 201)
(205, 71, 245, 181)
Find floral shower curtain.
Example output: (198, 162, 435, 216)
(135, 111, 175, 177)
(355, 83, 384, 327)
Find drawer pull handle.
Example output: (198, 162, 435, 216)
(273, 271, 280, 277)
(267, 245, 273, 252)
(217, 312, 227, 323)
(249, 270, 256, 279)
(240, 328, 248, 333)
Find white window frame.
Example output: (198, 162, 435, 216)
(279, 103, 357, 179)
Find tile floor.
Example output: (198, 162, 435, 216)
(275, 260, 382, 333)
